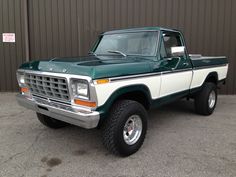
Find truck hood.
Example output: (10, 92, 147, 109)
(19, 56, 157, 79)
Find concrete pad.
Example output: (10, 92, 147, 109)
(0, 93, 236, 177)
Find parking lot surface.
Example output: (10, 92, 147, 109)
(0, 93, 236, 177)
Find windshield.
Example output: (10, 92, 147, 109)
(93, 32, 158, 57)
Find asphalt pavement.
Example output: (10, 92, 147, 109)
(0, 93, 236, 177)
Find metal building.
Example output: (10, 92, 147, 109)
(0, 0, 235, 94)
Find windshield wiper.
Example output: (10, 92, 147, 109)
(107, 50, 127, 57)
(88, 51, 97, 57)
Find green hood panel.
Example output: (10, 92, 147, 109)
(19, 56, 155, 79)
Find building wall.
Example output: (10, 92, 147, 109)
(0, 0, 26, 91)
(1, 0, 236, 94)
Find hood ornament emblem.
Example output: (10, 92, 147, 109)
(62, 69, 67, 73)
(49, 68, 53, 71)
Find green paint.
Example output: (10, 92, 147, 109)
(19, 56, 156, 79)
(191, 57, 228, 68)
(103, 27, 178, 35)
(20, 27, 228, 80)
(150, 90, 190, 109)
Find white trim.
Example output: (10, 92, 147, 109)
(160, 70, 193, 97)
(94, 64, 228, 107)
(190, 65, 228, 89)
(95, 75, 161, 106)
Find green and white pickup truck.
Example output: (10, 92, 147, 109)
(16, 27, 228, 156)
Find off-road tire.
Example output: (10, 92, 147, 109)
(194, 82, 217, 115)
(102, 100, 148, 156)
(37, 113, 68, 129)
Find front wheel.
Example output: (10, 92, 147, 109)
(102, 100, 148, 156)
(194, 82, 218, 115)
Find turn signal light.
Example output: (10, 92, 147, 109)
(21, 87, 29, 93)
(74, 99, 97, 107)
(96, 79, 109, 84)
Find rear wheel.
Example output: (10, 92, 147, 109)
(194, 82, 217, 115)
(37, 113, 68, 129)
(102, 100, 148, 156)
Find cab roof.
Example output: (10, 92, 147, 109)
(103, 27, 180, 35)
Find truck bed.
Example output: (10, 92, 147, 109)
(190, 55, 228, 69)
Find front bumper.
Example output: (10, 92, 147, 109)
(16, 94, 100, 129)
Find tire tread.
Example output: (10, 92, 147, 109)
(195, 82, 217, 115)
(102, 100, 147, 156)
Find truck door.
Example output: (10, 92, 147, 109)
(159, 31, 193, 97)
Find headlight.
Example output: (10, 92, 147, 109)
(71, 80, 89, 99)
(16, 72, 26, 87)
(16, 71, 31, 97)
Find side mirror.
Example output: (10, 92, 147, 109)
(171, 46, 185, 57)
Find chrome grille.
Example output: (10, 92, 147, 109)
(25, 73, 70, 102)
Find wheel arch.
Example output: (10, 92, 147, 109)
(96, 84, 152, 120)
(190, 71, 219, 97)
(204, 72, 218, 85)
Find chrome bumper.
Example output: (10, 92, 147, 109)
(16, 94, 100, 129)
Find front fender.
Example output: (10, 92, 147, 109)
(96, 84, 151, 118)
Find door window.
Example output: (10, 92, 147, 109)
(160, 32, 183, 58)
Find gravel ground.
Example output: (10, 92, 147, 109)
(0, 93, 236, 177)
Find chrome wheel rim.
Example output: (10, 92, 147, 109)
(123, 115, 143, 145)
(208, 90, 216, 108)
